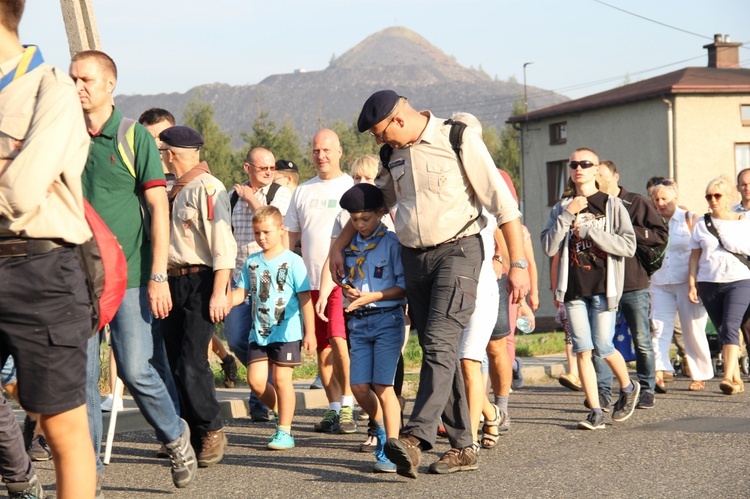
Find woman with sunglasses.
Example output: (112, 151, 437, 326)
(648, 180, 713, 391)
(688, 176, 750, 395)
(542, 148, 637, 430)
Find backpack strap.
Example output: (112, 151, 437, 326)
(116, 117, 151, 239)
(379, 144, 393, 171)
(704, 213, 750, 270)
(266, 182, 281, 205)
(444, 119, 467, 158)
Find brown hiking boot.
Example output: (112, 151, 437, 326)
(428, 446, 479, 474)
(384, 434, 421, 479)
(197, 428, 228, 468)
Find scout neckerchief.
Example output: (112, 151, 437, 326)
(0, 45, 44, 92)
(168, 161, 213, 217)
(348, 222, 387, 282)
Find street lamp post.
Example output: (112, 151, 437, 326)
(520, 62, 533, 214)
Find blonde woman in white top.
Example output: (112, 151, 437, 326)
(649, 180, 712, 391)
(689, 176, 750, 395)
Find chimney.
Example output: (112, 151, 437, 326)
(703, 34, 742, 68)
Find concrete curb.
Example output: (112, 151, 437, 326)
(38, 355, 569, 436)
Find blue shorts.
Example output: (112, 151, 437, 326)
(348, 307, 405, 386)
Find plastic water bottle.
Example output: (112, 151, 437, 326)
(516, 316, 534, 334)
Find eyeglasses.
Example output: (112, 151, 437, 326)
(158, 147, 169, 152)
(705, 193, 723, 201)
(568, 161, 596, 169)
(249, 164, 276, 172)
(369, 117, 395, 141)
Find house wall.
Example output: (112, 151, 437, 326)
(521, 98, 669, 321)
(673, 94, 750, 212)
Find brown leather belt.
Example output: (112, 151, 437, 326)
(0, 238, 69, 258)
(167, 265, 211, 277)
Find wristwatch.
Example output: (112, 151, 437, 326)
(510, 259, 528, 270)
(150, 273, 168, 283)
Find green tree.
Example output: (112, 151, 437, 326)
(182, 96, 238, 188)
(240, 112, 314, 182)
(493, 97, 525, 198)
(330, 118, 379, 171)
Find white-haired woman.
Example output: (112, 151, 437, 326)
(648, 179, 713, 391)
(689, 176, 750, 395)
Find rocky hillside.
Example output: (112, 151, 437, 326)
(115, 26, 567, 146)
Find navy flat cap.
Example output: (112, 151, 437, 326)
(339, 183, 384, 213)
(357, 90, 403, 133)
(275, 159, 298, 173)
(159, 126, 205, 148)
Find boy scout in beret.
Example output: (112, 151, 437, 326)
(159, 126, 237, 468)
(336, 183, 406, 473)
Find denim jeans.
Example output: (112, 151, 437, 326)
(86, 331, 103, 475)
(151, 318, 180, 415)
(564, 294, 616, 356)
(595, 288, 655, 399)
(109, 287, 185, 443)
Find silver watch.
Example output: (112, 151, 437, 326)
(510, 259, 528, 270)
(150, 273, 168, 283)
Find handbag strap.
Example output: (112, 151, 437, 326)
(703, 213, 750, 270)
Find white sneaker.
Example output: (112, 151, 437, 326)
(101, 394, 124, 412)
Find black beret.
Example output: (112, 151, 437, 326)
(357, 90, 402, 133)
(159, 126, 204, 148)
(275, 159, 298, 173)
(339, 183, 384, 213)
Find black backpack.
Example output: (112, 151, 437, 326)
(229, 182, 281, 232)
(379, 119, 466, 169)
(621, 192, 668, 276)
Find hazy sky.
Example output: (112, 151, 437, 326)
(24, 0, 750, 102)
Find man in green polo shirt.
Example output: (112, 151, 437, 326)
(70, 50, 197, 489)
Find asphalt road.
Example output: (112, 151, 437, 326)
(24, 375, 750, 498)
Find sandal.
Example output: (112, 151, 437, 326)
(655, 378, 667, 394)
(481, 404, 505, 449)
(688, 380, 705, 391)
(734, 380, 745, 394)
(719, 378, 737, 395)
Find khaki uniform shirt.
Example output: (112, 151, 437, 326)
(0, 58, 91, 243)
(376, 112, 520, 249)
(169, 171, 237, 271)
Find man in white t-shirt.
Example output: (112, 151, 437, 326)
(285, 129, 355, 434)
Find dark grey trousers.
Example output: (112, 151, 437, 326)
(0, 393, 34, 483)
(401, 235, 481, 450)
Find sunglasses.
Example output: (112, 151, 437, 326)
(249, 165, 276, 172)
(568, 161, 596, 169)
(705, 193, 723, 201)
(652, 178, 675, 187)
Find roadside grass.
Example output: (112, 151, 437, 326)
(99, 328, 567, 393)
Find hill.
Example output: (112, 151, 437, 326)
(115, 26, 567, 147)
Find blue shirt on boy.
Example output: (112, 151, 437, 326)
(236, 249, 310, 346)
(344, 223, 406, 309)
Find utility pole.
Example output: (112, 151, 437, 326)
(59, 0, 101, 56)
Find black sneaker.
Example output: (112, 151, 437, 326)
(583, 394, 612, 413)
(221, 354, 238, 388)
(313, 410, 340, 433)
(27, 435, 51, 462)
(165, 420, 197, 488)
(612, 379, 641, 422)
(577, 410, 605, 430)
(6, 474, 43, 498)
(636, 391, 655, 410)
(511, 358, 525, 390)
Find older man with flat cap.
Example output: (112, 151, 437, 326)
(331, 90, 529, 478)
(159, 125, 237, 468)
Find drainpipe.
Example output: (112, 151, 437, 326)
(662, 97, 674, 180)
